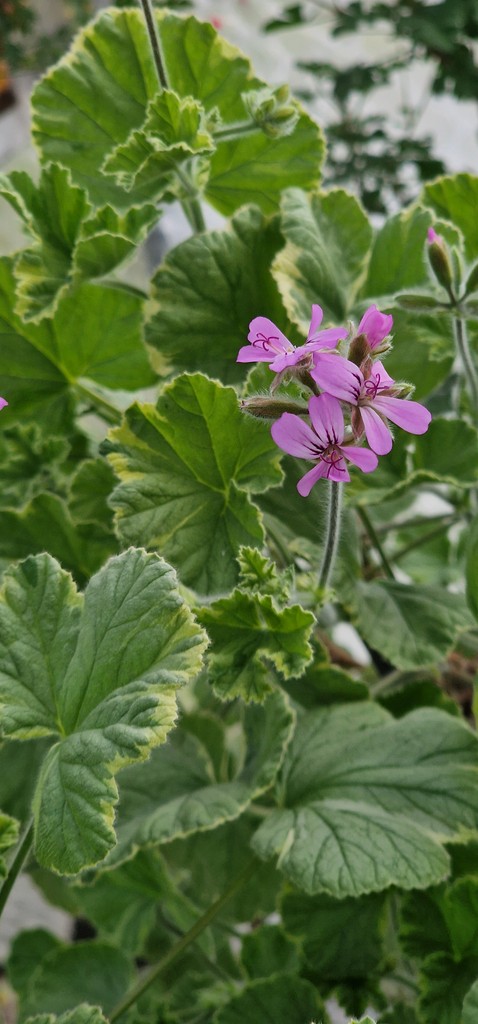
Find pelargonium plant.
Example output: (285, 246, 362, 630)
(1, 2, 478, 1024)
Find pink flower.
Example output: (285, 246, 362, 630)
(356, 305, 393, 351)
(0, 398, 7, 412)
(271, 393, 378, 495)
(427, 227, 441, 244)
(312, 355, 431, 455)
(237, 305, 347, 373)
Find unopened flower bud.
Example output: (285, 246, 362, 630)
(427, 227, 455, 299)
(242, 85, 300, 139)
(240, 396, 308, 419)
(391, 381, 415, 399)
(348, 332, 370, 367)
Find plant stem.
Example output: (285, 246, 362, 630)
(0, 820, 34, 922)
(138, 0, 168, 89)
(357, 506, 396, 580)
(318, 480, 343, 591)
(138, 0, 205, 234)
(108, 858, 257, 1022)
(213, 121, 258, 142)
(454, 314, 478, 419)
(74, 382, 123, 425)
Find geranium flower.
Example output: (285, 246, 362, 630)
(0, 398, 7, 411)
(271, 393, 378, 495)
(312, 355, 431, 455)
(237, 304, 347, 372)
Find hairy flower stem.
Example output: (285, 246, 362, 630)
(138, 0, 206, 233)
(108, 858, 257, 1022)
(454, 314, 478, 420)
(0, 820, 34, 923)
(357, 506, 395, 580)
(318, 481, 343, 592)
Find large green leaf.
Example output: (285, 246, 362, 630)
(354, 581, 474, 670)
(281, 889, 387, 980)
(146, 206, 288, 384)
(252, 703, 478, 897)
(101, 690, 294, 867)
(211, 975, 324, 1024)
(422, 175, 478, 262)
(0, 258, 155, 427)
(0, 550, 206, 873)
(362, 205, 432, 298)
(199, 589, 314, 702)
(31, 9, 323, 214)
(9, 936, 133, 1018)
(104, 373, 283, 594)
(273, 187, 372, 323)
(0, 164, 156, 322)
(418, 952, 478, 1024)
(401, 877, 478, 962)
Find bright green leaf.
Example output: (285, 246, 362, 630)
(211, 975, 324, 1024)
(199, 589, 314, 702)
(354, 581, 474, 670)
(362, 206, 432, 298)
(0, 164, 157, 322)
(0, 811, 19, 878)
(0, 550, 206, 873)
(23, 1007, 108, 1024)
(145, 206, 288, 383)
(104, 373, 283, 594)
(252, 703, 478, 897)
(273, 187, 372, 323)
(102, 690, 294, 867)
(31, 10, 323, 214)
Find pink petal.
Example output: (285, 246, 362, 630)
(370, 360, 395, 391)
(360, 406, 393, 455)
(297, 461, 329, 496)
(269, 347, 306, 372)
(308, 393, 345, 446)
(357, 305, 393, 349)
(237, 344, 273, 363)
(248, 316, 291, 354)
(0, 398, 7, 411)
(341, 443, 378, 473)
(305, 326, 348, 352)
(311, 354, 363, 404)
(372, 396, 432, 435)
(271, 413, 319, 459)
(306, 304, 324, 341)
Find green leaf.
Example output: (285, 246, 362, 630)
(23, 1008, 108, 1024)
(102, 90, 215, 194)
(236, 547, 294, 603)
(0, 258, 155, 428)
(0, 164, 157, 322)
(0, 739, 51, 822)
(0, 493, 118, 586)
(17, 940, 133, 1018)
(354, 581, 474, 670)
(0, 550, 206, 873)
(0, 811, 19, 877)
(382, 309, 454, 401)
(7, 930, 64, 1003)
(211, 975, 325, 1024)
(252, 703, 478, 897)
(68, 459, 116, 531)
(281, 661, 369, 710)
(418, 952, 478, 1024)
(0, 426, 74, 509)
(31, 10, 323, 214)
(199, 589, 314, 702)
(423, 174, 478, 261)
(466, 515, 478, 621)
(281, 888, 387, 978)
(104, 373, 283, 594)
(463, 980, 478, 1024)
(413, 417, 478, 486)
(145, 206, 288, 384)
(362, 206, 432, 297)
(102, 690, 294, 867)
(240, 925, 302, 980)
(273, 187, 373, 323)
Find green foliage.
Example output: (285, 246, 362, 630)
(103, 373, 283, 593)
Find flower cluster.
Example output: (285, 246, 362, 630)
(238, 305, 431, 495)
